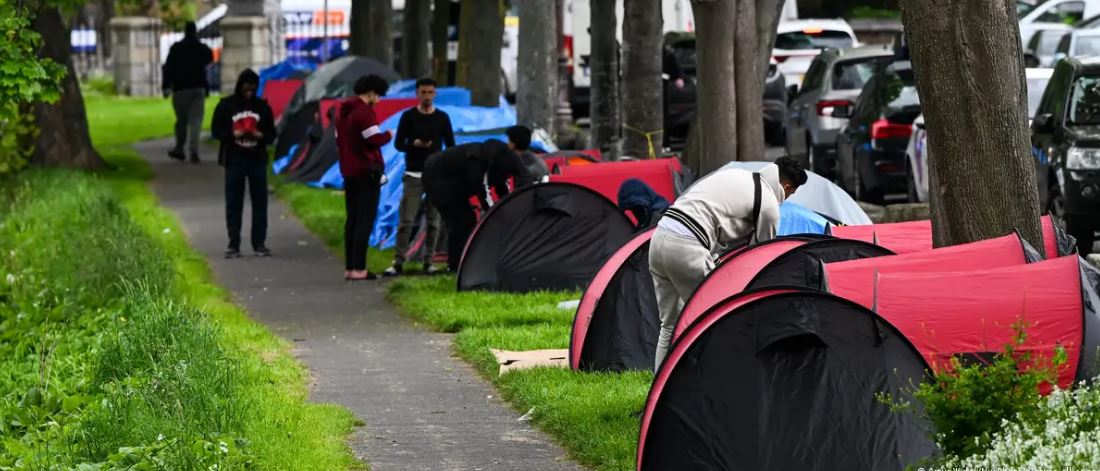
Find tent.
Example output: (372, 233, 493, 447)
(721, 161, 872, 226)
(457, 183, 635, 292)
(257, 56, 316, 97)
(673, 238, 892, 342)
(638, 289, 935, 471)
(570, 220, 837, 372)
(550, 158, 686, 203)
(829, 215, 1073, 258)
(541, 150, 600, 173)
(263, 80, 304, 121)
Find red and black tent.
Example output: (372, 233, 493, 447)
(829, 215, 1072, 258)
(457, 182, 635, 292)
(549, 158, 686, 203)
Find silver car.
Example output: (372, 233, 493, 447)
(784, 46, 893, 176)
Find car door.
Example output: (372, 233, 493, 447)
(786, 57, 828, 157)
(837, 76, 878, 193)
(1032, 63, 1072, 208)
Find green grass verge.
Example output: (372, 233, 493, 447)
(0, 95, 364, 468)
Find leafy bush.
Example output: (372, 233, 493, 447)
(880, 323, 1065, 461)
(943, 382, 1100, 469)
(0, 4, 65, 175)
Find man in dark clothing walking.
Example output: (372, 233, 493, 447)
(336, 75, 392, 281)
(163, 21, 213, 163)
(211, 69, 277, 259)
(423, 126, 536, 272)
(384, 78, 456, 277)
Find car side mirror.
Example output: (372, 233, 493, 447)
(1033, 113, 1056, 133)
(832, 104, 852, 119)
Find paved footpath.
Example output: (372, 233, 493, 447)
(137, 140, 582, 471)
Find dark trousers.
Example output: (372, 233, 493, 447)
(225, 157, 268, 250)
(344, 175, 381, 271)
(435, 202, 478, 271)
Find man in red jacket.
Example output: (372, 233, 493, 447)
(336, 75, 392, 280)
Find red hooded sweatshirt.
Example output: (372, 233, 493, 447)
(336, 97, 391, 178)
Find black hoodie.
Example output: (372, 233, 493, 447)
(162, 29, 213, 92)
(212, 69, 276, 161)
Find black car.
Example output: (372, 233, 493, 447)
(833, 61, 922, 204)
(1031, 57, 1100, 253)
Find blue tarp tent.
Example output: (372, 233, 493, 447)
(384, 86, 477, 107)
(778, 201, 830, 235)
(258, 57, 319, 97)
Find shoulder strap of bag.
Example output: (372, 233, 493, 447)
(752, 172, 762, 244)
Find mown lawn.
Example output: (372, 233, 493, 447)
(275, 173, 652, 470)
(0, 95, 361, 468)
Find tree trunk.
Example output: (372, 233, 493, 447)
(516, 0, 557, 134)
(431, 0, 451, 84)
(622, 0, 663, 159)
(456, 0, 503, 106)
(590, 0, 621, 159)
(900, 0, 1043, 249)
(367, 0, 394, 67)
(32, 7, 104, 170)
(402, 0, 431, 77)
(349, 0, 370, 56)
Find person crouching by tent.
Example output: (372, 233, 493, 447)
(423, 129, 536, 273)
(618, 178, 670, 231)
(650, 156, 808, 370)
(211, 68, 276, 259)
(336, 75, 392, 281)
(508, 125, 550, 186)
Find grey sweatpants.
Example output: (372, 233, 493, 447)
(649, 228, 714, 371)
(172, 87, 205, 155)
(394, 174, 442, 265)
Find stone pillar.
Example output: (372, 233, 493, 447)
(220, 17, 272, 94)
(110, 17, 162, 97)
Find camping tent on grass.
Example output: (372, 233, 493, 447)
(721, 161, 872, 226)
(638, 289, 936, 471)
(550, 158, 687, 203)
(829, 215, 1073, 258)
(457, 183, 635, 292)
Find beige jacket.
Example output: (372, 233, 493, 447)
(662, 164, 784, 254)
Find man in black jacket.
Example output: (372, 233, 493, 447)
(212, 69, 277, 259)
(163, 21, 213, 163)
(423, 132, 534, 272)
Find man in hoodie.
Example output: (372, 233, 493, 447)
(211, 69, 277, 259)
(336, 75, 392, 281)
(163, 21, 214, 163)
(617, 178, 670, 231)
(650, 156, 807, 370)
(423, 129, 534, 272)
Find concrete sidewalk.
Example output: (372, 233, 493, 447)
(136, 140, 581, 471)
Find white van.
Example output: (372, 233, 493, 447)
(1019, 0, 1100, 46)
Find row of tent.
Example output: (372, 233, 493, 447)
(562, 213, 1100, 469)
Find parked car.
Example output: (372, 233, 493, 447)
(905, 68, 1055, 203)
(784, 46, 893, 176)
(833, 61, 921, 204)
(1027, 27, 1074, 67)
(1054, 28, 1100, 62)
(773, 19, 859, 87)
(1031, 57, 1100, 253)
(1019, 0, 1098, 47)
(763, 58, 788, 146)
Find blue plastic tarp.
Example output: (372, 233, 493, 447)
(384, 86, 475, 107)
(258, 57, 318, 97)
(778, 201, 830, 236)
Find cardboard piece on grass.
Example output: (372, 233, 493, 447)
(490, 349, 569, 376)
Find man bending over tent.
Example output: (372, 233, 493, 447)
(650, 157, 808, 370)
(423, 126, 538, 273)
(618, 178, 670, 231)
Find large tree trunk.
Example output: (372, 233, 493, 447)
(349, 0, 370, 56)
(590, 0, 621, 159)
(516, 0, 557, 134)
(622, 0, 663, 159)
(689, 0, 783, 174)
(32, 7, 103, 170)
(900, 0, 1043, 249)
(402, 0, 431, 77)
(431, 0, 451, 84)
(456, 0, 503, 106)
(367, 0, 394, 67)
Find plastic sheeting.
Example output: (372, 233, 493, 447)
(721, 161, 872, 226)
(780, 201, 830, 235)
(258, 57, 317, 96)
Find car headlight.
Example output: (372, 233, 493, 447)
(1067, 147, 1100, 170)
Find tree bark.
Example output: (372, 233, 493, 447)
(590, 0, 621, 159)
(456, 0, 504, 106)
(622, 0, 663, 159)
(350, 0, 370, 56)
(431, 0, 451, 84)
(367, 0, 394, 67)
(516, 0, 557, 134)
(900, 0, 1043, 249)
(31, 7, 104, 170)
(402, 0, 431, 77)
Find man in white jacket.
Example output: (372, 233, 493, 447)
(650, 157, 808, 370)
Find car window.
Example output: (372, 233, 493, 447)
(852, 76, 880, 121)
(1055, 33, 1072, 55)
(800, 58, 827, 91)
(1019, 1, 1036, 18)
(1068, 75, 1100, 125)
(1027, 76, 1052, 118)
(1048, 32, 1071, 56)
(775, 30, 854, 50)
(831, 58, 880, 90)
(1074, 35, 1100, 56)
(1037, 1, 1085, 24)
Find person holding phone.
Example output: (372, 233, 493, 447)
(211, 68, 276, 259)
